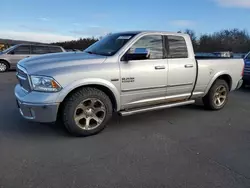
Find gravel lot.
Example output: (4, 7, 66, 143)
(0, 71, 250, 188)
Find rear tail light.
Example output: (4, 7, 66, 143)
(242, 63, 245, 77)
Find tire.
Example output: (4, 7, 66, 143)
(62, 87, 113, 136)
(202, 79, 229, 110)
(0, 60, 9, 72)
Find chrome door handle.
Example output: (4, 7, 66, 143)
(155, 66, 165, 70)
(184, 64, 194, 68)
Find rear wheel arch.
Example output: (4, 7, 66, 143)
(205, 73, 232, 94)
(216, 74, 232, 91)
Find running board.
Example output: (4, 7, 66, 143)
(119, 100, 195, 116)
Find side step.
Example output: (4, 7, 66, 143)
(119, 100, 195, 116)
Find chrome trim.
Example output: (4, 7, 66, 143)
(21, 87, 29, 93)
(167, 82, 193, 87)
(236, 79, 243, 89)
(16, 74, 27, 80)
(17, 64, 28, 74)
(19, 108, 35, 120)
(184, 64, 194, 68)
(192, 92, 204, 96)
(155, 66, 165, 70)
(127, 93, 191, 105)
(17, 64, 32, 91)
(120, 100, 195, 116)
(122, 85, 167, 92)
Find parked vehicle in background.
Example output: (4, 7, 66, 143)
(213, 51, 233, 58)
(242, 52, 250, 86)
(0, 44, 65, 72)
(15, 31, 244, 137)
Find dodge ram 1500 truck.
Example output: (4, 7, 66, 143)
(15, 31, 244, 136)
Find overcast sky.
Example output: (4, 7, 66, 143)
(1, 0, 250, 43)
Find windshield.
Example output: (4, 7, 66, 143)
(1, 45, 16, 54)
(84, 33, 136, 56)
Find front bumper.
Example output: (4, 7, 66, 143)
(15, 84, 60, 123)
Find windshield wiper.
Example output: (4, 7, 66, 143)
(85, 51, 94, 54)
(85, 51, 107, 56)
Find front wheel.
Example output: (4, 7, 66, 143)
(202, 79, 229, 110)
(62, 87, 113, 136)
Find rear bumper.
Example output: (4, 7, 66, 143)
(236, 79, 243, 89)
(15, 84, 60, 123)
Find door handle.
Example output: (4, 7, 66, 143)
(155, 66, 165, 70)
(184, 64, 194, 68)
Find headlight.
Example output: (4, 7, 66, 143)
(30, 75, 62, 92)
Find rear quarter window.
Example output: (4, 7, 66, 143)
(48, 46, 63, 53)
(167, 35, 188, 59)
(31, 46, 50, 54)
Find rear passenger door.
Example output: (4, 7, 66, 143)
(165, 35, 196, 98)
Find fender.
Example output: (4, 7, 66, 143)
(204, 70, 232, 95)
(56, 78, 121, 111)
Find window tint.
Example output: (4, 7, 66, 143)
(14, 45, 30, 54)
(31, 46, 50, 54)
(167, 36, 188, 58)
(49, 46, 63, 53)
(130, 35, 163, 59)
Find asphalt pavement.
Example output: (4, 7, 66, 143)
(0, 72, 250, 188)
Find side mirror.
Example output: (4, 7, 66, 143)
(123, 48, 150, 61)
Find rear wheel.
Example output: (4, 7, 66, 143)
(202, 79, 229, 110)
(62, 87, 113, 136)
(0, 61, 9, 72)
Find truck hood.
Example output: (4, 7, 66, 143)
(18, 52, 107, 74)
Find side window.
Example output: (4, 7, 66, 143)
(130, 35, 163, 59)
(167, 36, 188, 58)
(31, 46, 50, 54)
(14, 45, 30, 55)
(48, 46, 63, 53)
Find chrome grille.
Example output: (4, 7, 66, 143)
(16, 66, 31, 92)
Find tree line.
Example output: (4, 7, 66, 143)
(52, 29, 250, 53)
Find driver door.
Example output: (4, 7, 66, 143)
(119, 34, 168, 109)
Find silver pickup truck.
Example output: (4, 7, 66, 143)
(15, 31, 244, 136)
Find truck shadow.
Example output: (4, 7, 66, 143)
(238, 86, 250, 93)
(0, 102, 212, 138)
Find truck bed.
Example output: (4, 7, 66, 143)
(193, 58, 244, 94)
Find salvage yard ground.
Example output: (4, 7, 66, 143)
(0, 72, 250, 188)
